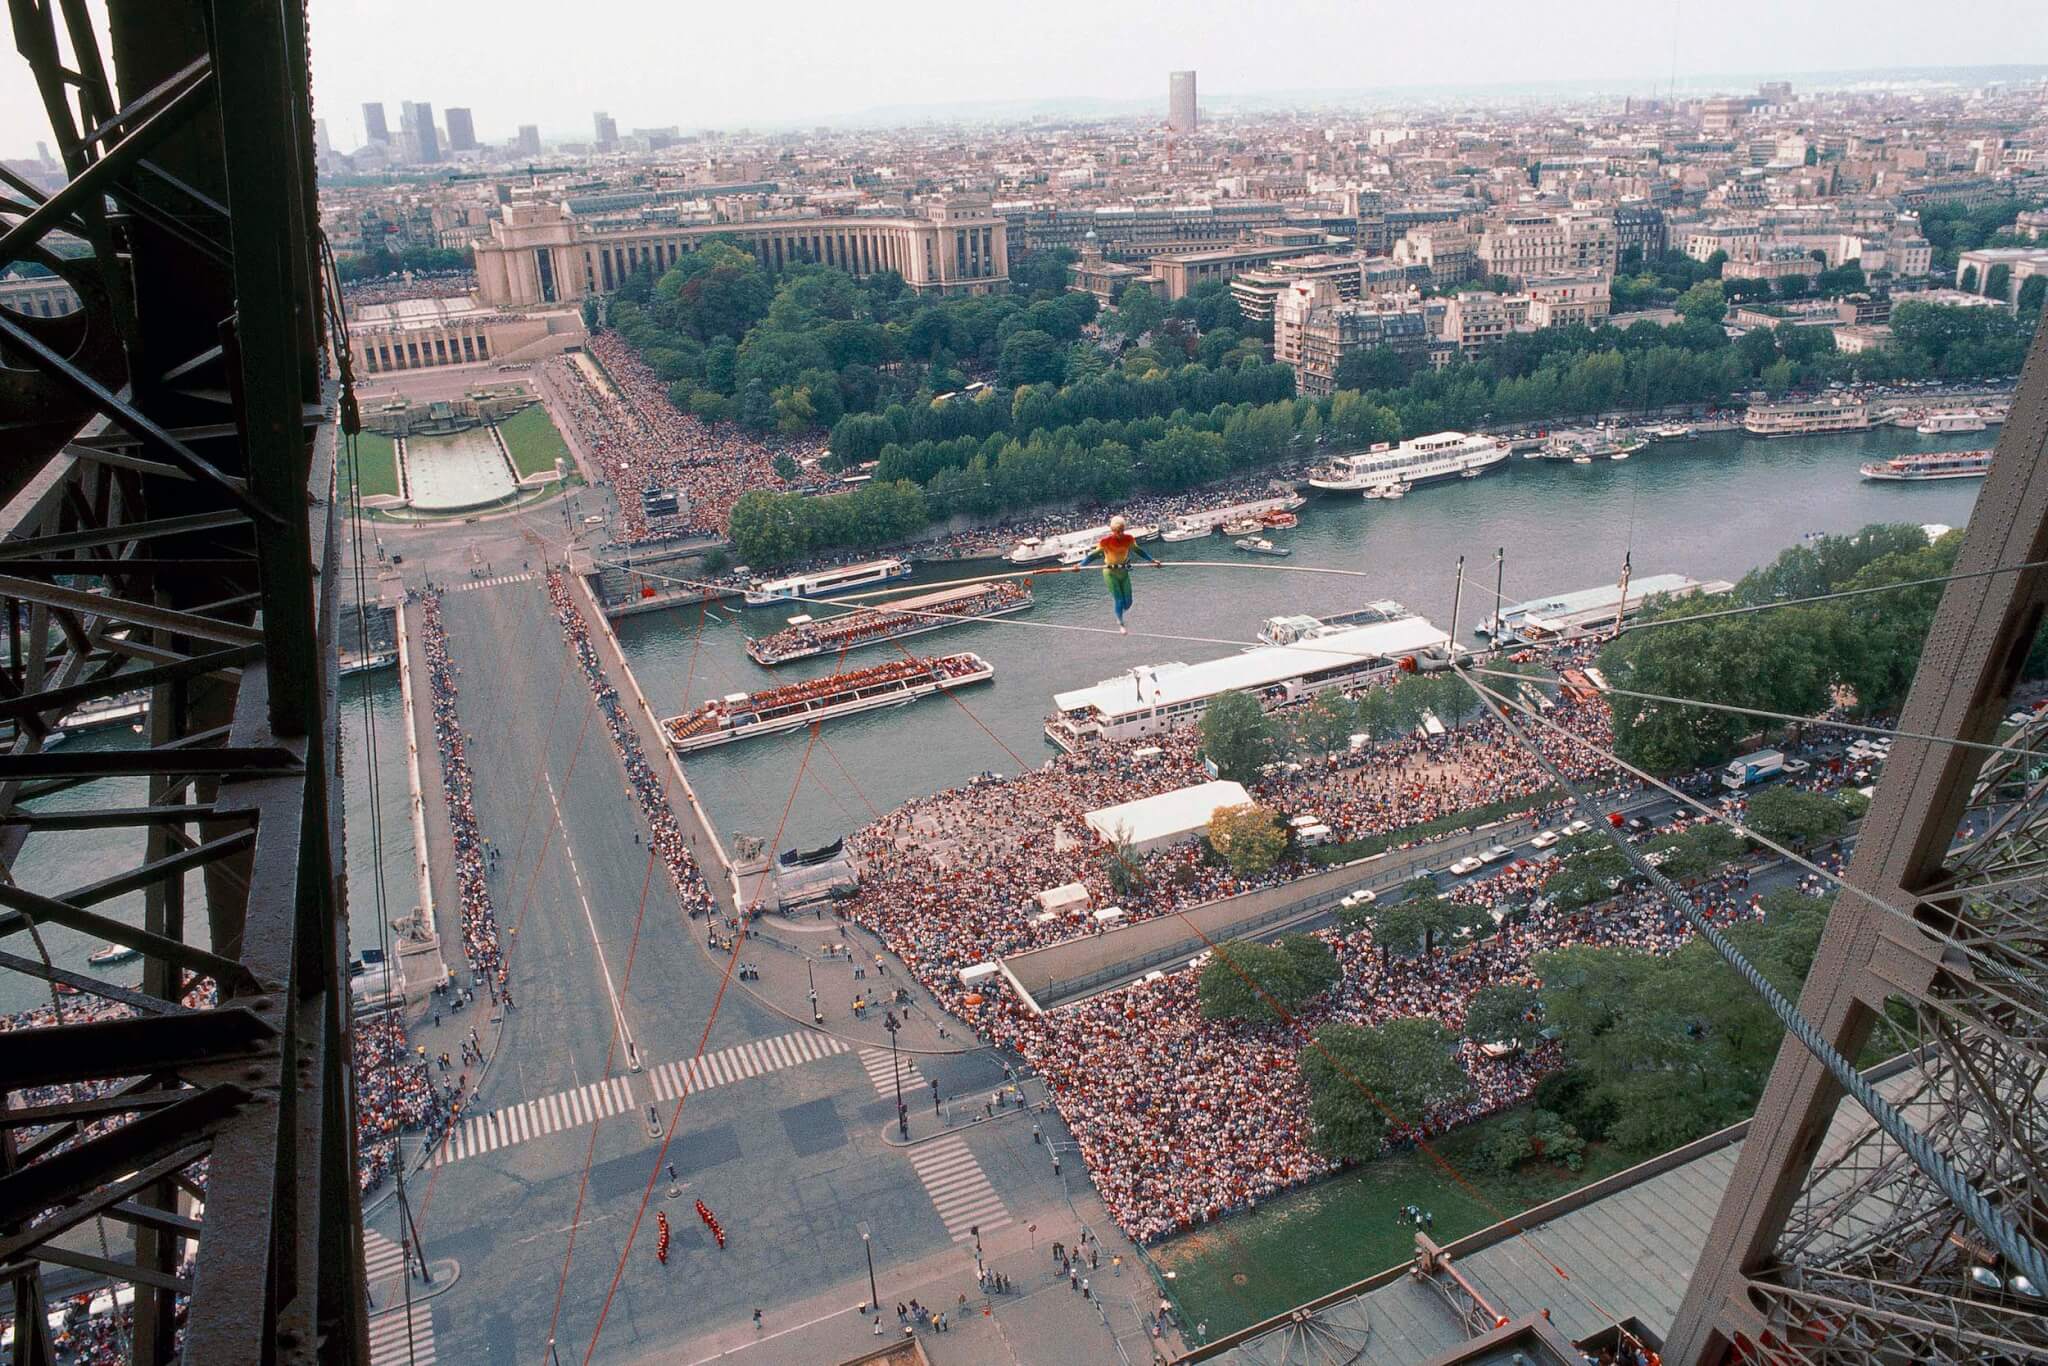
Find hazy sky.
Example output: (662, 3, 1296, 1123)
(4, 0, 2047, 157)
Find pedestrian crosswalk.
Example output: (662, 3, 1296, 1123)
(431, 1075, 635, 1166)
(859, 1046, 927, 1101)
(907, 1135, 1013, 1244)
(450, 571, 536, 593)
(647, 1029, 848, 1101)
(367, 1302, 434, 1366)
(362, 1228, 408, 1286)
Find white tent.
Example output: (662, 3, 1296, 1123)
(1083, 779, 1253, 855)
(1034, 882, 1092, 916)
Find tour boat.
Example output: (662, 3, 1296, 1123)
(1221, 516, 1263, 535)
(1915, 410, 1987, 436)
(1307, 431, 1509, 493)
(1258, 510, 1299, 530)
(1057, 546, 1090, 566)
(662, 653, 994, 752)
(743, 558, 911, 608)
(1859, 450, 1994, 482)
(745, 583, 1034, 666)
(88, 943, 141, 966)
(1160, 520, 1211, 542)
(1233, 536, 1291, 557)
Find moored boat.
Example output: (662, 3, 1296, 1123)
(1915, 410, 1987, 436)
(88, 943, 141, 966)
(743, 558, 911, 608)
(662, 653, 994, 753)
(1233, 536, 1291, 557)
(1258, 510, 1299, 530)
(746, 582, 1035, 665)
(1221, 516, 1262, 535)
(1308, 431, 1509, 493)
(1160, 520, 1211, 542)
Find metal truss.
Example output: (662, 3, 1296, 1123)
(1, 1, 360, 1364)
(1664, 321, 2048, 1362)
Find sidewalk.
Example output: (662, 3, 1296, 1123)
(730, 908, 985, 1057)
(654, 1179, 1180, 1366)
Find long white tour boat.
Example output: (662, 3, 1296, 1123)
(1859, 450, 1994, 482)
(1306, 431, 1509, 494)
(664, 652, 994, 752)
(743, 558, 911, 608)
(1478, 574, 1735, 645)
(745, 582, 1033, 665)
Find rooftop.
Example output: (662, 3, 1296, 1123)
(1053, 615, 1448, 720)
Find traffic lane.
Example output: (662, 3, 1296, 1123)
(448, 577, 783, 1068)
(440, 584, 633, 1097)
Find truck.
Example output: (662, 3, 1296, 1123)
(1721, 748, 1787, 790)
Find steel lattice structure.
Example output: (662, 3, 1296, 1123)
(1665, 319, 2048, 1362)
(1, 1, 361, 1363)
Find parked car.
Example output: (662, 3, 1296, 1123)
(1481, 844, 1513, 863)
(1529, 829, 1561, 850)
(1448, 855, 1485, 876)
(1562, 819, 1591, 837)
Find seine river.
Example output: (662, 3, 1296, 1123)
(0, 425, 1987, 1016)
(616, 425, 1987, 853)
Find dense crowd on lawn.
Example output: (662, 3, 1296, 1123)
(342, 269, 477, 308)
(843, 692, 1625, 978)
(544, 571, 721, 922)
(836, 680, 1814, 1241)
(545, 337, 828, 541)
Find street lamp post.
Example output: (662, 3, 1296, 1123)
(858, 1221, 878, 1316)
(884, 1011, 906, 1137)
(807, 958, 821, 1024)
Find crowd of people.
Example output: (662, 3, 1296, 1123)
(833, 672, 1819, 1241)
(417, 591, 507, 987)
(340, 270, 477, 309)
(546, 337, 829, 541)
(544, 571, 721, 923)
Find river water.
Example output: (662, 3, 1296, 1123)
(0, 671, 412, 1015)
(0, 427, 1988, 1017)
(616, 426, 1988, 852)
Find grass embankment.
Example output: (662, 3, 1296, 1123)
(497, 404, 572, 477)
(1151, 1111, 1636, 1341)
(348, 431, 401, 498)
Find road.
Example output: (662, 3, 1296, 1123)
(362, 574, 1156, 1366)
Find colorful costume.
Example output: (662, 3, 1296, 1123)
(1080, 530, 1158, 627)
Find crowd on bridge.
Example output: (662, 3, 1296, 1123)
(545, 337, 828, 542)
(544, 571, 721, 923)
(835, 677, 1814, 1241)
(417, 592, 508, 987)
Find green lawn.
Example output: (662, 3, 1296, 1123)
(496, 404, 571, 477)
(348, 430, 401, 499)
(1149, 1110, 1639, 1341)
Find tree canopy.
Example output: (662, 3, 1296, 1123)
(1300, 1018, 1471, 1159)
(1196, 934, 1340, 1023)
(1200, 691, 1280, 784)
(1207, 803, 1289, 877)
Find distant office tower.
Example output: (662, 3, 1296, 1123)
(444, 107, 477, 152)
(402, 101, 440, 163)
(516, 124, 542, 157)
(362, 101, 389, 144)
(1168, 70, 1197, 134)
(593, 111, 619, 150)
(315, 118, 333, 154)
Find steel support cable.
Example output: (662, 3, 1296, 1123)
(326, 224, 425, 1363)
(1448, 663, 2048, 1290)
(1462, 664, 2043, 762)
(580, 721, 822, 1363)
